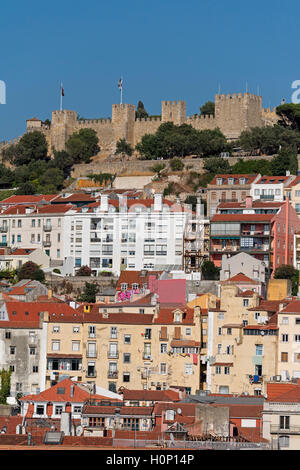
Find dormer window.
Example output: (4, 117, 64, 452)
(121, 283, 128, 291)
(239, 178, 245, 185)
(174, 311, 182, 323)
(165, 409, 175, 421)
(216, 178, 223, 185)
(228, 178, 234, 185)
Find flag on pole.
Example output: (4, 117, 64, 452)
(118, 77, 123, 90)
(60, 83, 64, 96)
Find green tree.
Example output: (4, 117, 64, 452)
(52, 150, 75, 178)
(276, 103, 300, 131)
(203, 156, 231, 175)
(14, 131, 48, 166)
(151, 163, 166, 179)
(76, 265, 92, 276)
(201, 260, 220, 280)
(169, 157, 184, 171)
(0, 369, 11, 404)
(230, 158, 272, 175)
(16, 182, 38, 195)
(115, 138, 133, 156)
(270, 148, 298, 176)
(135, 101, 149, 119)
(274, 264, 299, 296)
(200, 101, 215, 116)
(66, 128, 100, 163)
(17, 261, 45, 282)
(78, 282, 98, 303)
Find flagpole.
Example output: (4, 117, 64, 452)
(120, 77, 123, 105)
(60, 82, 63, 111)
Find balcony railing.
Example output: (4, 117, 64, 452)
(43, 241, 51, 247)
(107, 370, 118, 379)
(43, 225, 52, 232)
(90, 238, 101, 243)
(143, 353, 152, 360)
(270, 425, 300, 434)
(0, 227, 8, 232)
(86, 371, 97, 378)
(0, 242, 7, 247)
(107, 352, 119, 359)
(86, 352, 97, 358)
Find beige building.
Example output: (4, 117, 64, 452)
(79, 298, 202, 394)
(0, 247, 50, 271)
(276, 301, 300, 382)
(206, 284, 285, 395)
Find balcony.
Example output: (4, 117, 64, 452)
(43, 241, 51, 247)
(90, 238, 101, 243)
(107, 351, 119, 359)
(0, 226, 8, 233)
(143, 353, 152, 360)
(0, 242, 7, 247)
(86, 352, 97, 358)
(43, 225, 52, 232)
(270, 425, 300, 434)
(107, 370, 118, 379)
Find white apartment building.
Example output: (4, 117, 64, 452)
(63, 194, 195, 276)
(250, 174, 296, 202)
(0, 194, 200, 276)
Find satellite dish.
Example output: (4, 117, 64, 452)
(76, 426, 83, 436)
(177, 408, 182, 415)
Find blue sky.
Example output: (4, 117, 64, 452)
(0, 0, 299, 141)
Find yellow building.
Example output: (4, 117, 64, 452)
(267, 279, 292, 301)
(207, 284, 283, 395)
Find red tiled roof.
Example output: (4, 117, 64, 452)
(2, 203, 75, 215)
(247, 300, 285, 312)
(221, 273, 259, 284)
(218, 200, 284, 209)
(235, 426, 268, 443)
(0, 195, 57, 204)
(209, 174, 257, 185)
(82, 312, 154, 325)
(278, 300, 300, 314)
(20, 378, 119, 404)
(9, 248, 36, 256)
(116, 270, 163, 291)
(154, 306, 195, 325)
(211, 213, 275, 222)
(51, 193, 96, 203)
(122, 389, 180, 402)
(82, 405, 152, 416)
(255, 175, 291, 184)
(266, 381, 300, 401)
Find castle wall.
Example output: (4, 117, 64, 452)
(20, 93, 278, 159)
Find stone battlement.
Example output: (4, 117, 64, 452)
(19, 92, 278, 156)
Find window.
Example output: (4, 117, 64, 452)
(123, 353, 131, 363)
(227, 328, 232, 335)
(279, 436, 290, 448)
(123, 372, 130, 383)
(10, 346, 15, 355)
(9, 365, 14, 372)
(216, 366, 221, 374)
(73, 326, 80, 333)
(282, 317, 289, 325)
(36, 405, 45, 415)
(30, 347, 36, 355)
(145, 328, 152, 339)
(160, 343, 167, 353)
(110, 327, 118, 339)
(281, 334, 289, 343)
(17, 220, 22, 228)
(165, 409, 176, 420)
(88, 326, 96, 338)
(73, 406, 82, 413)
(218, 313, 224, 320)
(217, 344, 222, 354)
(218, 328, 222, 336)
(280, 415, 290, 430)
(55, 406, 63, 415)
(5, 331, 11, 339)
(281, 352, 288, 362)
(296, 318, 300, 325)
(184, 364, 193, 375)
(224, 367, 230, 375)
(53, 326, 60, 333)
(295, 335, 300, 342)
(33, 366, 38, 373)
(72, 341, 80, 351)
(160, 363, 167, 374)
(185, 328, 191, 336)
(52, 341, 60, 352)
(17, 235, 21, 242)
(124, 334, 131, 344)
(255, 344, 263, 356)
(243, 299, 249, 307)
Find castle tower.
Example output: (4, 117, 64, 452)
(215, 93, 263, 140)
(161, 100, 186, 125)
(50, 110, 78, 151)
(112, 103, 136, 147)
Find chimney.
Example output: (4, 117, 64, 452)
(100, 194, 108, 212)
(245, 196, 253, 208)
(154, 193, 162, 211)
(286, 170, 290, 176)
(118, 195, 127, 213)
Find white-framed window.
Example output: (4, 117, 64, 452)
(55, 405, 64, 415)
(243, 299, 249, 307)
(282, 317, 289, 325)
(110, 326, 118, 339)
(72, 341, 80, 351)
(216, 366, 221, 374)
(281, 334, 289, 343)
(160, 363, 167, 374)
(184, 364, 193, 375)
(88, 326, 96, 338)
(73, 326, 80, 333)
(52, 326, 60, 333)
(224, 367, 230, 375)
(160, 343, 167, 354)
(124, 334, 131, 344)
(255, 344, 263, 356)
(185, 328, 192, 336)
(51, 341, 60, 352)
